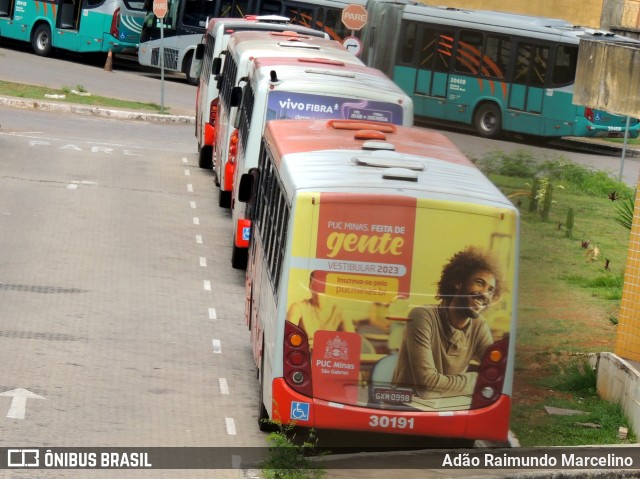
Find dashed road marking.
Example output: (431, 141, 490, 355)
(190, 201, 196, 209)
(193, 217, 200, 225)
(187, 184, 193, 192)
(200, 257, 207, 267)
(225, 417, 236, 435)
(184, 169, 190, 176)
(212, 339, 222, 354)
(208, 308, 217, 320)
(219, 378, 229, 395)
(204, 280, 211, 291)
(196, 235, 203, 244)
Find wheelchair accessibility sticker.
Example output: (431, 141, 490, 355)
(290, 401, 310, 421)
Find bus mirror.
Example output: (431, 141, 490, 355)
(190, 47, 203, 80)
(195, 43, 204, 61)
(238, 169, 258, 203)
(212, 57, 222, 75)
(230, 86, 242, 107)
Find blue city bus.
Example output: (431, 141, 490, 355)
(0, 0, 138, 55)
(360, 1, 640, 139)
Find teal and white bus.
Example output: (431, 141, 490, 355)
(360, 1, 640, 139)
(137, 0, 363, 83)
(117, 0, 146, 46)
(0, 0, 138, 56)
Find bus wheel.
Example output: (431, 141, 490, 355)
(473, 103, 502, 139)
(198, 145, 212, 169)
(219, 189, 231, 208)
(258, 352, 275, 432)
(32, 24, 52, 57)
(184, 52, 198, 86)
(231, 244, 248, 270)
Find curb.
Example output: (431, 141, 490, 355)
(0, 96, 195, 124)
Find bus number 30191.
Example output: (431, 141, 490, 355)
(368, 415, 415, 429)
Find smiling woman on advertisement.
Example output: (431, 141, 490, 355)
(392, 246, 506, 398)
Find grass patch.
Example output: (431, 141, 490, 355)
(0, 79, 165, 113)
(510, 359, 635, 446)
(474, 150, 636, 446)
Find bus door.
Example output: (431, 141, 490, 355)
(506, 42, 548, 135)
(412, 27, 452, 120)
(58, 0, 80, 30)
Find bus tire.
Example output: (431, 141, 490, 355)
(219, 189, 231, 208)
(231, 244, 248, 270)
(257, 352, 275, 432)
(32, 24, 53, 57)
(473, 103, 502, 139)
(198, 145, 212, 169)
(184, 52, 198, 85)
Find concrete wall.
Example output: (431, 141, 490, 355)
(591, 352, 640, 441)
(574, 39, 640, 118)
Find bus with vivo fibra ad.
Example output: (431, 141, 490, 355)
(240, 118, 519, 442)
(229, 55, 413, 270)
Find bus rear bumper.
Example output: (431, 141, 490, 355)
(271, 378, 511, 441)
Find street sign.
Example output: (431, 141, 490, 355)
(153, 0, 168, 19)
(341, 4, 368, 31)
(342, 36, 361, 56)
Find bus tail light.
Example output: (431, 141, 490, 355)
(110, 8, 120, 39)
(235, 219, 251, 248)
(284, 321, 313, 397)
(224, 129, 239, 191)
(208, 98, 219, 128)
(470, 337, 508, 409)
(584, 107, 595, 123)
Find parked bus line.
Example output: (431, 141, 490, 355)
(229, 56, 414, 270)
(211, 30, 363, 209)
(192, 16, 328, 168)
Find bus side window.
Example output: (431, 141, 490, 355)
(531, 46, 549, 87)
(454, 30, 483, 76)
(551, 45, 577, 86)
(399, 21, 417, 64)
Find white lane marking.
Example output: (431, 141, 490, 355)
(199, 257, 207, 267)
(184, 169, 190, 176)
(193, 217, 200, 225)
(66, 184, 78, 190)
(182, 158, 188, 163)
(187, 184, 193, 192)
(204, 280, 211, 291)
(195, 235, 203, 244)
(190, 201, 196, 209)
(219, 378, 229, 395)
(212, 339, 222, 353)
(208, 308, 217, 320)
(225, 417, 236, 435)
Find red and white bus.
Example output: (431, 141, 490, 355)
(229, 56, 413, 269)
(239, 119, 519, 441)
(193, 16, 329, 169)
(212, 29, 362, 208)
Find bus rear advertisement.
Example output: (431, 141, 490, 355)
(247, 120, 519, 441)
